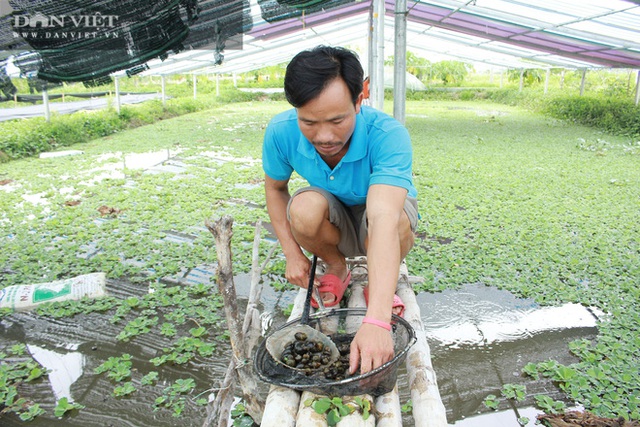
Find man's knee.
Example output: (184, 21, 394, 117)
(288, 191, 329, 232)
(399, 212, 415, 257)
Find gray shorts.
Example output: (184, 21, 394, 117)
(287, 186, 419, 257)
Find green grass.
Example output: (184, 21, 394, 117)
(0, 99, 639, 421)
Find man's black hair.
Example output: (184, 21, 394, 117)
(284, 45, 364, 108)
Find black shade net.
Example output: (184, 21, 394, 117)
(0, 0, 357, 85)
(258, 0, 355, 23)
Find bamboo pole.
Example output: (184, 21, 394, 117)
(374, 385, 403, 427)
(262, 385, 300, 427)
(261, 289, 307, 427)
(396, 266, 448, 427)
(296, 391, 328, 426)
(336, 407, 376, 427)
(205, 216, 264, 425)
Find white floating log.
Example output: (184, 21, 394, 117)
(262, 385, 299, 427)
(260, 289, 307, 427)
(297, 391, 329, 426)
(261, 259, 446, 427)
(373, 385, 402, 427)
(396, 278, 448, 427)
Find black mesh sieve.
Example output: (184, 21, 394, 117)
(254, 308, 416, 396)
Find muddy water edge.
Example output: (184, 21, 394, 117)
(0, 277, 598, 426)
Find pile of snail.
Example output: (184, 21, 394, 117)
(280, 331, 354, 381)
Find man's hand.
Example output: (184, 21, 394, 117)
(348, 323, 394, 375)
(285, 252, 312, 288)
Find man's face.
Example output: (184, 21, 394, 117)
(296, 78, 363, 161)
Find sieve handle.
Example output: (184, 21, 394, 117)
(300, 255, 318, 325)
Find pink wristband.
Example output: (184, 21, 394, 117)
(362, 316, 392, 331)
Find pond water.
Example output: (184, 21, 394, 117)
(0, 277, 598, 426)
(419, 283, 598, 426)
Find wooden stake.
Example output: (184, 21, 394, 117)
(202, 220, 278, 427)
(204, 216, 264, 425)
(202, 361, 236, 427)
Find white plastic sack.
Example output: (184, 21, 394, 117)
(0, 273, 107, 311)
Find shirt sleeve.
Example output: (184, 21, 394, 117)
(368, 126, 414, 193)
(262, 120, 294, 181)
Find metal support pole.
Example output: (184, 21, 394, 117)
(367, 1, 374, 88)
(635, 70, 640, 106)
(370, 0, 385, 110)
(193, 74, 197, 99)
(42, 89, 50, 122)
(393, 0, 407, 124)
(580, 69, 586, 96)
(519, 69, 524, 92)
(114, 76, 121, 114)
(544, 68, 550, 95)
(161, 75, 166, 106)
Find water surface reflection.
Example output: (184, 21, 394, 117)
(418, 283, 599, 425)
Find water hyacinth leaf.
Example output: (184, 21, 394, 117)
(113, 382, 137, 397)
(338, 402, 353, 417)
(141, 371, 159, 385)
(312, 398, 332, 414)
(502, 384, 526, 402)
(189, 326, 207, 337)
(54, 397, 85, 417)
(326, 408, 341, 426)
(554, 366, 577, 381)
(535, 395, 566, 414)
(483, 394, 499, 410)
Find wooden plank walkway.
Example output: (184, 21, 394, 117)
(261, 259, 448, 427)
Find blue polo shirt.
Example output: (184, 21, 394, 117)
(262, 105, 417, 207)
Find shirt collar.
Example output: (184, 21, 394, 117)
(296, 109, 367, 162)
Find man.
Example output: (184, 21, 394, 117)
(262, 45, 418, 375)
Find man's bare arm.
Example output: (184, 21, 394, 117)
(364, 183, 411, 323)
(349, 183, 412, 374)
(264, 175, 310, 287)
